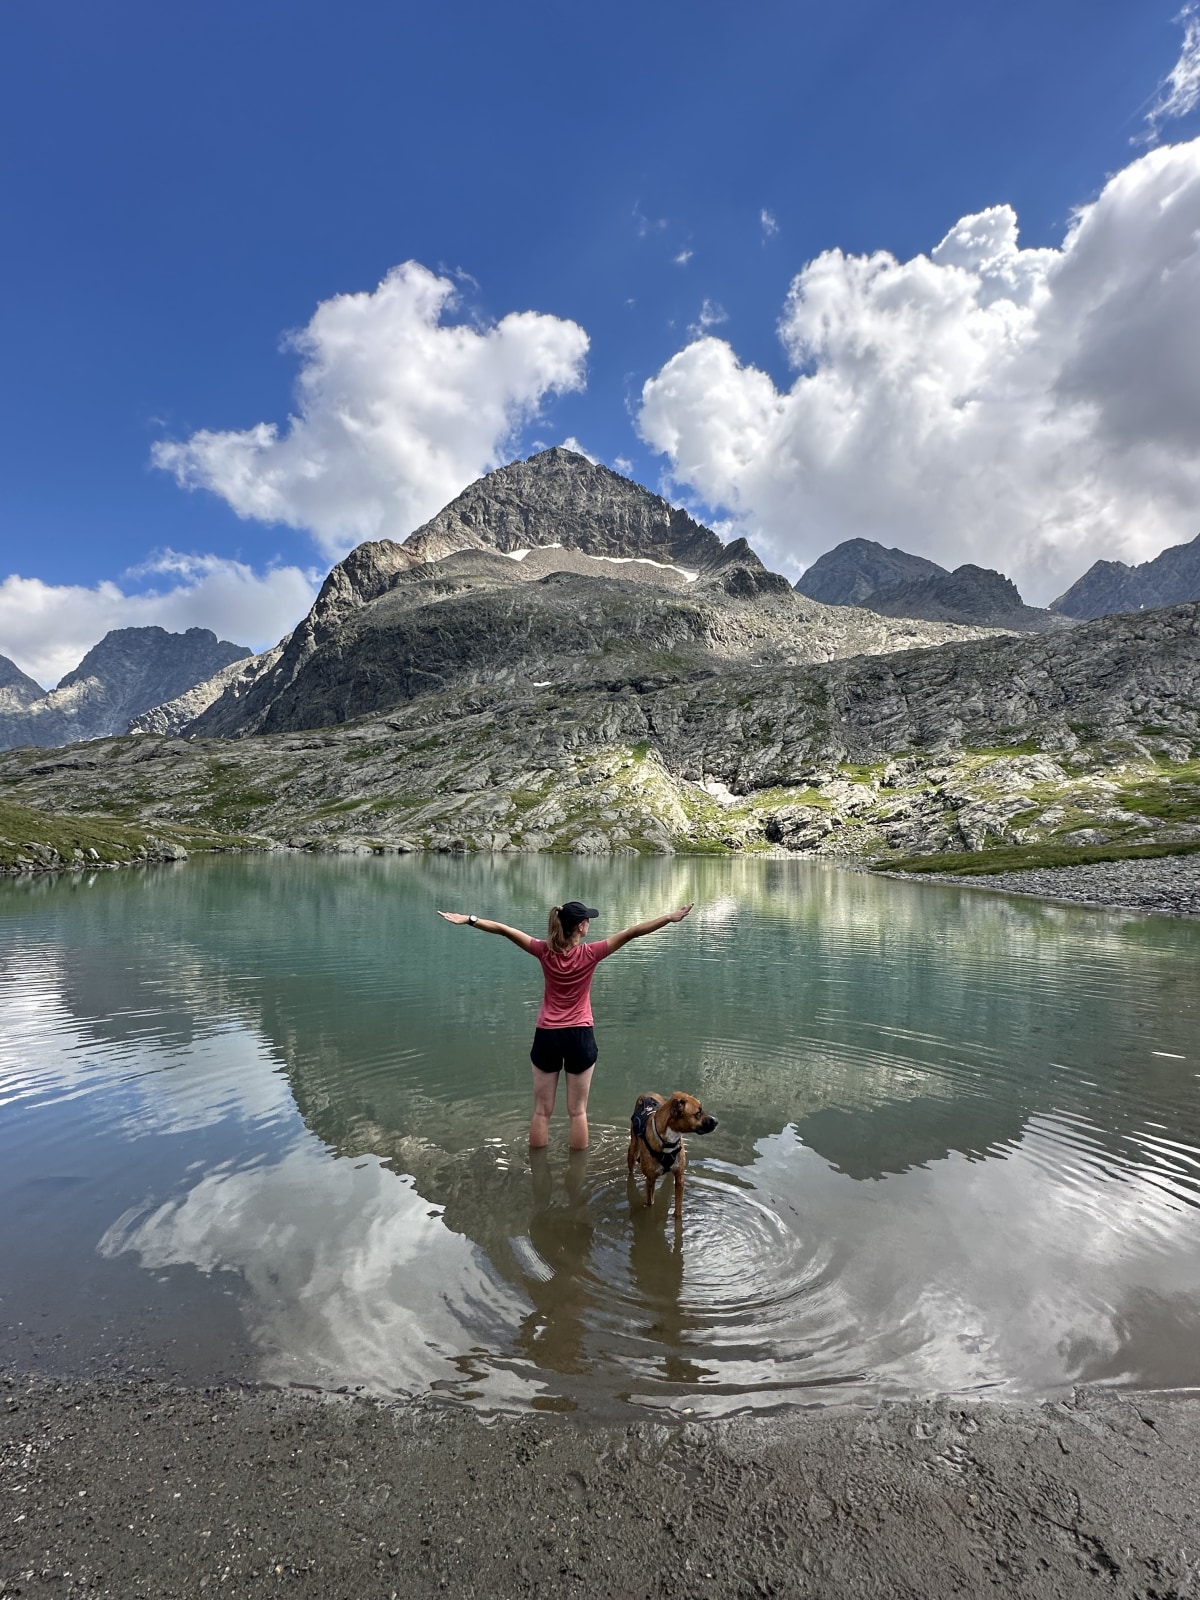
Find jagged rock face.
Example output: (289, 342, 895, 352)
(865, 565, 1068, 633)
(128, 646, 284, 736)
(184, 540, 419, 739)
(1051, 532, 1200, 620)
(0, 654, 44, 714)
(795, 539, 947, 605)
(0, 627, 250, 751)
(401, 447, 737, 570)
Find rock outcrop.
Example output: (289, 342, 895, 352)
(0, 627, 251, 751)
(795, 539, 947, 605)
(1050, 531, 1200, 620)
(865, 564, 1068, 633)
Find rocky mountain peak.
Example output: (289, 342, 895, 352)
(795, 539, 948, 606)
(401, 448, 738, 571)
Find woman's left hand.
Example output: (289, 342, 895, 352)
(437, 911, 471, 924)
(669, 904, 694, 922)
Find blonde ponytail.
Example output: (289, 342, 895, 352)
(547, 906, 573, 953)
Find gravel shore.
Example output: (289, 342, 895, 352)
(3, 1374, 1199, 1599)
(884, 854, 1200, 918)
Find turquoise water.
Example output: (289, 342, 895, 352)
(1, 853, 1198, 1416)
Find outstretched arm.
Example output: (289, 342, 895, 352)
(437, 911, 535, 952)
(604, 904, 693, 955)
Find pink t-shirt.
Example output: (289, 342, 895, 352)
(528, 938, 610, 1027)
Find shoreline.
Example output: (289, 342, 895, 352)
(878, 852, 1200, 919)
(3, 1372, 1199, 1597)
(7, 843, 1200, 921)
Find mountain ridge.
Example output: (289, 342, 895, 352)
(0, 627, 251, 751)
(1050, 531, 1200, 619)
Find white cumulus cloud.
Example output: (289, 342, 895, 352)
(153, 262, 589, 560)
(637, 138, 1200, 604)
(0, 555, 317, 688)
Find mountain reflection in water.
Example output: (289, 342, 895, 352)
(1, 853, 1197, 1416)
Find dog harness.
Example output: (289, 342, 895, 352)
(631, 1094, 682, 1170)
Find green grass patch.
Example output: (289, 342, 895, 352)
(876, 837, 1200, 876)
(0, 799, 254, 870)
(1116, 763, 1200, 823)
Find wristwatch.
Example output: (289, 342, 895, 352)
(468, 915, 478, 927)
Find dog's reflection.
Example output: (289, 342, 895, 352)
(625, 1186, 714, 1383)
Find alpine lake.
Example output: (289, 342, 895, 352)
(2, 852, 1198, 1420)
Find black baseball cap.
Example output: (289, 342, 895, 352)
(560, 900, 599, 930)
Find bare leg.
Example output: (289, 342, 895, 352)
(529, 1067, 558, 1148)
(565, 1066, 594, 1151)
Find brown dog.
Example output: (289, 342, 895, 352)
(627, 1092, 718, 1220)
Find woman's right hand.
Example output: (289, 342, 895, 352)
(668, 904, 694, 922)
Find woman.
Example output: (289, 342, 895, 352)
(437, 898, 693, 1150)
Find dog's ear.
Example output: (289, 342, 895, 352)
(669, 1093, 687, 1117)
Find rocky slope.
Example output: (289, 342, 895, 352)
(1051, 530, 1200, 619)
(0, 653, 44, 713)
(0, 627, 251, 751)
(865, 564, 1068, 633)
(795, 538, 947, 604)
(2, 603, 1196, 872)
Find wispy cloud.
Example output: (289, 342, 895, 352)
(761, 209, 779, 239)
(632, 203, 668, 238)
(674, 248, 694, 266)
(559, 435, 598, 463)
(1143, 4, 1200, 142)
(687, 298, 728, 337)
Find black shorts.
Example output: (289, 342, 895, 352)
(530, 1026, 598, 1076)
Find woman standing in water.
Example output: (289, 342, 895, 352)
(437, 899, 693, 1150)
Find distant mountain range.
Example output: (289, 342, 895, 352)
(798, 530, 1200, 627)
(1049, 531, 1200, 619)
(0, 627, 250, 752)
(1, 450, 1197, 871)
(796, 543, 1066, 631)
(2, 453, 1198, 759)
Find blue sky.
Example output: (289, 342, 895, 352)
(3, 0, 1200, 682)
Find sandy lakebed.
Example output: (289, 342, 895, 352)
(3, 1374, 1200, 1599)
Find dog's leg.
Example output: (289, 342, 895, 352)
(627, 1134, 637, 1174)
(644, 1172, 656, 1208)
(674, 1165, 685, 1223)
